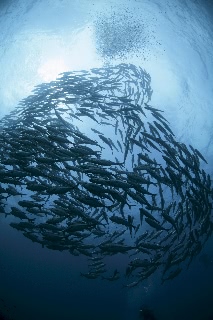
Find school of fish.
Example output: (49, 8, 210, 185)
(0, 63, 212, 287)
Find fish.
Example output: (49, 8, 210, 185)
(161, 267, 182, 284)
(109, 215, 136, 229)
(98, 134, 114, 151)
(129, 258, 152, 268)
(161, 210, 179, 235)
(127, 190, 150, 206)
(123, 280, 140, 288)
(99, 243, 136, 254)
(139, 207, 159, 222)
(80, 272, 99, 279)
(66, 223, 94, 233)
(89, 159, 124, 166)
(145, 217, 168, 231)
(0, 63, 212, 289)
(144, 103, 164, 113)
(138, 153, 158, 165)
(194, 148, 208, 164)
(137, 242, 163, 250)
(102, 269, 120, 281)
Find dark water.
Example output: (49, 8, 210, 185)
(0, 0, 213, 320)
(1, 219, 213, 319)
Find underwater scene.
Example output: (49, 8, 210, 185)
(0, 1, 213, 319)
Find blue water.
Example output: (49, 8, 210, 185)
(0, 0, 213, 319)
(1, 220, 213, 319)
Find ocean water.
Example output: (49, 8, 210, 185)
(0, 1, 213, 319)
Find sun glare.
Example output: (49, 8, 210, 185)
(37, 25, 99, 82)
(38, 58, 67, 82)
